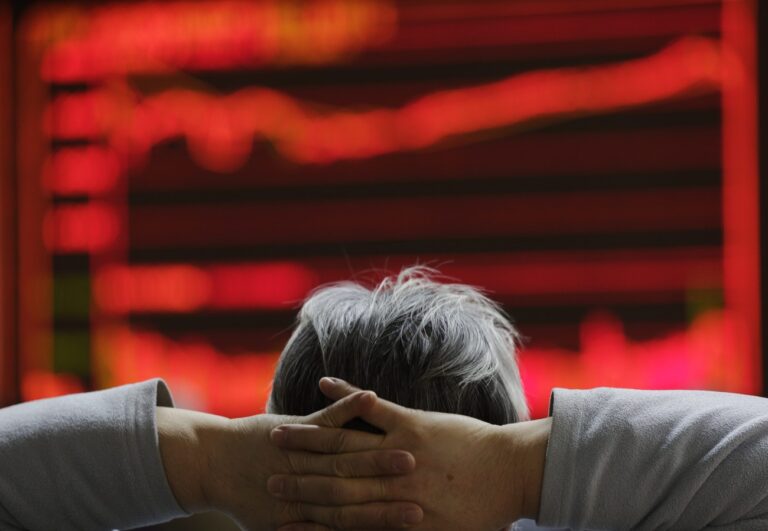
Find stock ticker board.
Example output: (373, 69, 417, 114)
(13, 0, 760, 417)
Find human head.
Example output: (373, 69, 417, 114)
(268, 266, 529, 424)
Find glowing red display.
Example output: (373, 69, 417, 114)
(15, 0, 761, 419)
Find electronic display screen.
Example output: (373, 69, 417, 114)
(13, 0, 760, 418)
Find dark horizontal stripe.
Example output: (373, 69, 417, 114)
(514, 302, 689, 325)
(50, 83, 92, 95)
(52, 254, 91, 272)
(127, 170, 721, 205)
(128, 310, 297, 331)
(543, 105, 719, 133)
(126, 230, 722, 263)
(50, 139, 94, 149)
(51, 319, 92, 330)
(498, 290, 697, 308)
(51, 196, 91, 206)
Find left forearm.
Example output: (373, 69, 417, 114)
(156, 406, 230, 514)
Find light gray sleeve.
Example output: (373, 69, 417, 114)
(538, 387, 768, 531)
(0, 379, 188, 530)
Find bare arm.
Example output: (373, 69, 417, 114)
(157, 390, 425, 530)
(0, 380, 422, 531)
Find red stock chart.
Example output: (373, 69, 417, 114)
(13, 0, 760, 418)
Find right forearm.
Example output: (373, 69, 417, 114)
(518, 417, 551, 520)
(493, 417, 551, 524)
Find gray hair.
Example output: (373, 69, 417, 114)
(268, 266, 529, 424)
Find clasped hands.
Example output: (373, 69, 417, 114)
(157, 378, 550, 531)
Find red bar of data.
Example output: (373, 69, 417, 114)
(93, 249, 719, 314)
(44, 203, 120, 253)
(43, 147, 121, 195)
(43, 91, 113, 140)
(95, 262, 318, 313)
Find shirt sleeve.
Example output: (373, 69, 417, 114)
(0, 379, 188, 530)
(538, 387, 768, 531)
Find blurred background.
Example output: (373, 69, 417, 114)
(1, 0, 766, 424)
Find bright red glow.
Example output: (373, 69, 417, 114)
(43, 91, 114, 140)
(37, 1, 396, 82)
(105, 328, 279, 417)
(21, 371, 85, 401)
(43, 203, 120, 253)
(519, 309, 736, 417)
(95, 262, 318, 313)
(95, 265, 211, 313)
(720, 0, 760, 393)
(43, 147, 121, 195)
(45, 37, 722, 170)
(208, 263, 319, 309)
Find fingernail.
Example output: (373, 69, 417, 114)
(402, 508, 423, 525)
(270, 427, 287, 445)
(322, 376, 340, 384)
(392, 453, 414, 472)
(267, 476, 284, 496)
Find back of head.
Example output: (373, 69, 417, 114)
(268, 266, 529, 424)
